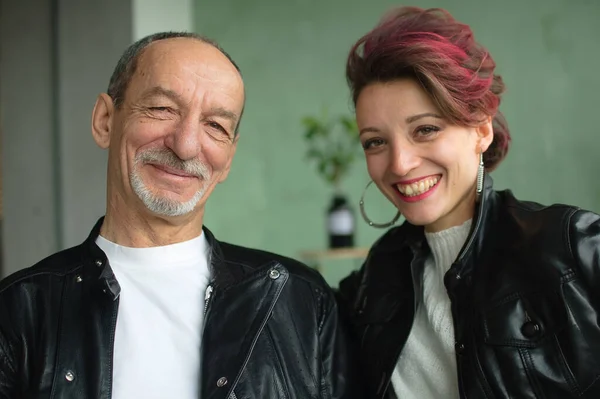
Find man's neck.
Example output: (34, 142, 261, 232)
(101, 201, 205, 248)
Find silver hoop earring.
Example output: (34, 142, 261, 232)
(476, 151, 485, 195)
(359, 181, 401, 229)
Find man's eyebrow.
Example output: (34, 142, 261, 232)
(139, 86, 182, 102)
(206, 107, 239, 124)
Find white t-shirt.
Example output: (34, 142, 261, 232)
(96, 233, 211, 399)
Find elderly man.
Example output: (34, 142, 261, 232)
(0, 32, 361, 398)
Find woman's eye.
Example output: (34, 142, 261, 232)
(362, 138, 385, 149)
(415, 125, 441, 137)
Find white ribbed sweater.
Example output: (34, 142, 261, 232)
(390, 219, 472, 399)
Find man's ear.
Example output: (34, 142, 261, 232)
(91, 93, 115, 149)
(476, 115, 494, 153)
(218, 135, 240, 183)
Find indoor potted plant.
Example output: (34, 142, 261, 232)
(301, 109, 360, 248)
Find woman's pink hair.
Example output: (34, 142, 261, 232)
(346, 7, 510, 170)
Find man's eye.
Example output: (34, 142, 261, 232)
(208, 122, 223, 130)
(208, 121, 231, 136)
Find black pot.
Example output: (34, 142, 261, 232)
(326, 193, 355, 248)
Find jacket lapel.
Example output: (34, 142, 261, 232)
(200, 234, 289, 399)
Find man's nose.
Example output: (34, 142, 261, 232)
(165, 116, 201, 161)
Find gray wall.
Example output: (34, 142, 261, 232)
(1, 0, 59, 276)
(57, 0, 133, 250)
(1, 0, 193, 277)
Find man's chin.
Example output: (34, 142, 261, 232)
(136, 194, 202, 218)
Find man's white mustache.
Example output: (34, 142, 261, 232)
(135, 149, 210, 179)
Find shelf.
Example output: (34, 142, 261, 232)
(298, 247, 369, 262)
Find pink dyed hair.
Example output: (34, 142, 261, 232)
(346, 7, 510, 171)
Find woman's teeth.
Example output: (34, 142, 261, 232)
(396, 176, 440, 197)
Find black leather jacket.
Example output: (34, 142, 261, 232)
(0, 218, 363, 399)
(337, 175, 600, 399)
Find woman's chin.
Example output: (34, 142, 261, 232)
(400, 210, 439, 228)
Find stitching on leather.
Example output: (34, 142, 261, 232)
(473, 342, 494, 399)
(264, 326, 291, 399)
(48, 276, 68, 398)
(0, 264, 83, 295)
(486, 337, 541, 348)
(556, 292, 600, 396)
(565, 209, 578, 272)
(485, 291, 522, 310)
(318, 301, 344, 398)
(519, 348, 542, 399)
(483, 315, 490, 338)
(474, 370, 491, 399)
(579, 373, 600, 395)
(508, 201, 572, 213)
(0, 331, 16, 376)
(552, 335, 582, 396)
(283, 296, 320, 390)
(219, 261, 283, 293)
(225, 255, 322, 288)
(227, 272, 289, 397)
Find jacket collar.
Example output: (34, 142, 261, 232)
(452, 172, 498, 278)
(353, 174, 499, 322)
(370, 172, 497, 271)
(76, 217, 118, 300)
(81, 217, 241, 300)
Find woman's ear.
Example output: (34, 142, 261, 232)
(91, 93, 114, 149)
(477, 115, 494, 153)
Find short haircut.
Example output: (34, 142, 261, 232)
(107, 32, 245, 134)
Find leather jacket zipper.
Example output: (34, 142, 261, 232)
(227, 270, 288, 396)
(204, 285, 213, 316)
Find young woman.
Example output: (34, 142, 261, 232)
(337, 6, 600, 399)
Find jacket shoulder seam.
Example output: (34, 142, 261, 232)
(565, 208, 584, 277)
(506, 200, 577, 214)
(0, 264, 83, 295)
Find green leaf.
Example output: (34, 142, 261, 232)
(301, 116, 319, 126)
(301, 110, 361, 185)
(339, 116, 356, 131)
(306, 148, 322, 160)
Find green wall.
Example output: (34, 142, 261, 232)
(195, 0, 600, 286)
